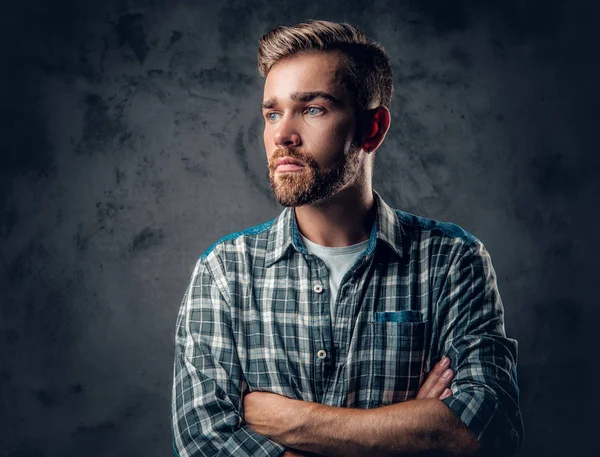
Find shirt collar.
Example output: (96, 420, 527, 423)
(265, 189, 404, 267)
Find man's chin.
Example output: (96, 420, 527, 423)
(272, 189, 334, 208)
(271, 188, 308, 207)
(269, 175, 334, 207)
(272, 193, 305, 207)
(269, 180, 306, 207)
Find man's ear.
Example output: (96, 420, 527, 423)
(361, 106, 390, 153)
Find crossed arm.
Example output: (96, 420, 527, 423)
(243, 357, 480, 457)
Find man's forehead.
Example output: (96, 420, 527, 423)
(262, 53, 350, 106)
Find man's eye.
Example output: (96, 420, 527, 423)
(267, 112, 280, 122)
(306, 107, 323, 116)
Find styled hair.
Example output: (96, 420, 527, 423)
(257, 19, 394, 115)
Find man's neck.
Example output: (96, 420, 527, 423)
(293, 184, 376, 247)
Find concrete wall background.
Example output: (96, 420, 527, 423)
(1, 0, 598, 455)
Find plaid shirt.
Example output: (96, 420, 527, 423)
(171, 190, 523, 457)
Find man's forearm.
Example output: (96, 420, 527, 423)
(280, 398, 480, 457)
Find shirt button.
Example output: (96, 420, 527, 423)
(313, 284, 323, 293)
(317, 350, 327, 359)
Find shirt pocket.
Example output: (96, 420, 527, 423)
(368, 313, 429, 407)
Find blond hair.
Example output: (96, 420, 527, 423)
(257, 19, 393, 115)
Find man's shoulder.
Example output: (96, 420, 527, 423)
(198, 217, 277, 263)
(392, 207, 481, 248)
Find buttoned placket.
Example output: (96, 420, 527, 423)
(307, 254, 333, 403)
(321, 252, 372, 406)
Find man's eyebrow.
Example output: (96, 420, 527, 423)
(261, 91, 341, 110)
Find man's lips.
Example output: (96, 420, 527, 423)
(276, 164, 305, 172)
(273, 156, 306, 172)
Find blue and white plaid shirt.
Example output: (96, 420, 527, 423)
(172, 190, 523, 456)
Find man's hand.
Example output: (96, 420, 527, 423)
(416, 355, 454, 400)
(243, 391, 307, 443)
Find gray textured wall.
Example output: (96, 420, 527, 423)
(1, 0, 598, 456)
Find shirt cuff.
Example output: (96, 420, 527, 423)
(442, 391, 521, 456)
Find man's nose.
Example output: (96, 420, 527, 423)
(274, 116, 301, 148)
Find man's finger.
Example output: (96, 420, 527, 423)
(439, 388, 452, 400)
(416, 356, 454, 399)
(427, 368, 454, 399)
(416, 356, 449, 399)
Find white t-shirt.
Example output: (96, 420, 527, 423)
(300, 233, 370, 322)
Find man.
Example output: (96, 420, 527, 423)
(172, 20, 523, 457)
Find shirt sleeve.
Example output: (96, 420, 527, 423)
(437, 240, 524, 457)
(171, 257, 286, 457)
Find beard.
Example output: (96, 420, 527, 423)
(268, 140, 362, 207)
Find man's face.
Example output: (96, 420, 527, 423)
(262, 50, 363, 207)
